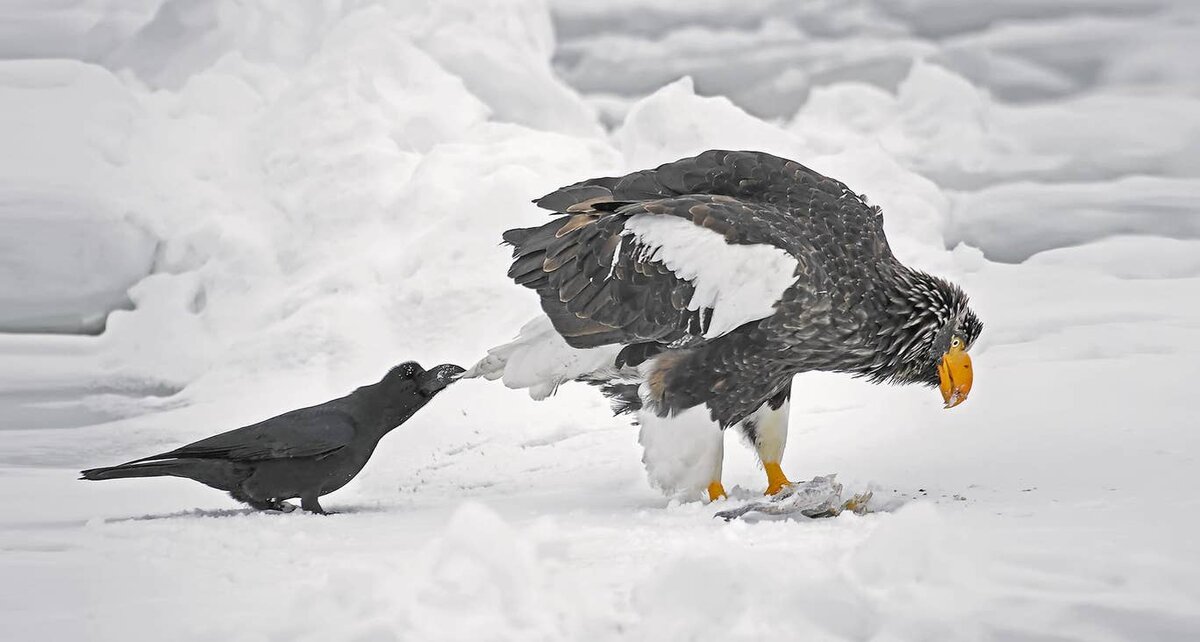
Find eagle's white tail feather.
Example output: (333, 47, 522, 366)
(462, 316, 621, 400)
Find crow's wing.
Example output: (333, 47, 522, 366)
(134, 404, 358, 463)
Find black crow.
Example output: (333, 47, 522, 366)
(80, 362, 464, 514)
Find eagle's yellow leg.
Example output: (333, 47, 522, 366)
(747, 397, 792, 495)
(707, 480, 727, 502)
(764, 462, 791, 495)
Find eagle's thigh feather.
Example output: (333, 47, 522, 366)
(739, 399, 790, 465)
(637, 405, 725, 500)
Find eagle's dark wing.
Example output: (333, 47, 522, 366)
(130, 405, 358, 463)
(505, 150, 892, 354)
(535, 150, 889, 233)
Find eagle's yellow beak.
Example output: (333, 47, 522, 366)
(938, 343, 973, 409)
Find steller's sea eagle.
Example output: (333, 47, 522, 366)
(464, 150, 981, 501)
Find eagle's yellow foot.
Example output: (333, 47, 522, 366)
(707, 481, 727, 502)
(764, 462, 792, 495)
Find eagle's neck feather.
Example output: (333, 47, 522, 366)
(858, 267, 966, 385)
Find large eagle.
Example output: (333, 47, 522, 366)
(465, 150, 981, 501)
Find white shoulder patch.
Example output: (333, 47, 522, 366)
(621, 214, 798, 338)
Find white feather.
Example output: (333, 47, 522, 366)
(741, 398, 790, 463)
(462, 316, 620, 400)
(637, 404, 725, 500)
(620, 214, 798, 338)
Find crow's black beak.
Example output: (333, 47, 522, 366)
(417, 364, 465, 395)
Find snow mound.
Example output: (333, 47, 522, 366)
(552, 0, 1200, 115)
(794, 61, 1200, 188)
(1026, 236, 1200, 280)
(615, 76, 810, 168)
(0, 191, 155, 333)
(947, 176, 1200, 263)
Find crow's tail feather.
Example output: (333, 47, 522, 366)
(80, 461, 187, 481)
(79, 459, 243, 493)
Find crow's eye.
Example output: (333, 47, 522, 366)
(392, 362, 419, 378)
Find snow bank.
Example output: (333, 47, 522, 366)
(614, 76, 809, 167)
(1026, 236, 1200, 280)
(551, 0, 1200, 115)
(0, 61, 154, 333)
(0, 0, 162, 59)
(947, 176, 1200, 262)
(0, 190, 155, 333)
(0, 1, 613, 384)
(794, 62, 1200, 188)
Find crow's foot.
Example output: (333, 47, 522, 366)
(301, 496, 333, 515)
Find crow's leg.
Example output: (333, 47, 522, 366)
(300, 495, 333, 515)
(738, 397, 792, 495)
(230, 490, 280, 511)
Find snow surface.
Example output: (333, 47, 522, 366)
(3, 0, 1200, 640)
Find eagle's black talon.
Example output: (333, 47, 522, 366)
(714, 506, 753, 521)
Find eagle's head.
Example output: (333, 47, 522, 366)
(927, 304, 982, 408)
(870, 270, 983, 409)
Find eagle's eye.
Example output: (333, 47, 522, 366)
(950, 337, 963, 350)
